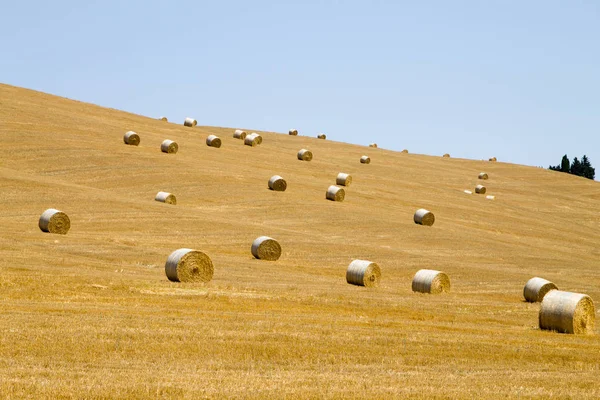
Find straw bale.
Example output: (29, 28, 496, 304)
(161, 139, 178, 154)
(123, 131, 140, 146)
(326, 185, 345, 202)
(489, 157, 497, 162)
(244, 133, 262, 147)
(251, 236, 281, 261)
(165, 248, 213, 283)
(414, 209, 435, 226)
(206, 135, 222, 148)
(478, 172, 489, 180)
(289, 129, 298, 136)
(39, 208, 70, 235)
(346, 260, 381, 288)
(159, 116, 168, 122)
(336, 173, 352, 186)
(401, 149, 408, 153)
(443, 153, 450, 158)
(486, 195, 495, 200)
(317, 134, 326, 139)
(464, 190, 472, 195)
(184, 117, 197, 127)
(412, 269, 450, 294)
(369, 143, 378, 148)
(155, 191, 177, 205)
(268, 175, 287, 192)
(539, 290, 595, 334)
(360, 156, 370, 164)
(475, 184, 486, 194)
(523, 277, 558, 303)
(233, 129, 247, 140)
(297, 149, 313, 161)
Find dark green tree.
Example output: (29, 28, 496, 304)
(571, 157, 582, 176)
(548, 154, 595, 180)
(560, 154, 570, 172)
(582, 155, 596, 180)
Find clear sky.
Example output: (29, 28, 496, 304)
(1, 1, 598, 169)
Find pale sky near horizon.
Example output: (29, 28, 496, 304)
(1, 1, 598, 170)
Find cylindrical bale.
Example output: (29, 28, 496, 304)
(268, 175, 287, 192)
(523, 277, 558, 303)
(346, 260, 381, 288)
(478, 172, 489, 180)
(360, 156, 370, 164)
(336, 173, 352, 187)
(184, 117, 197, 127)
(539, 290, 595, 334)
(233, 129, 247, 140)
(123, 131, 140, 146)
(475, 185, 486, 194)
(155, 191, 177, 205)
(489, 157, 497, 162)
(289, 129, 298, 136)
(244, 133, 262, 147)
(443, 153, 450, 158)
(414, 209, 435, 226)
(251, 236, 281, 261)
(486, 195, 495, 200)
(161, 139, 178, 154)
(159, 116, 168, 122)
(412, 269, 450, 294)
(39, 208, 70, 235)
(317, 134, 326, 139)
(165, 248, 213, 283)
(206, 135, 222, 148)
(326, 185, 345, 202)
(369, 143, 378, 148)
(297, 149, 313, 161)
(401, 149, 408, 153)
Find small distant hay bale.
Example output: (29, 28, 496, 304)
(489, 157, 497, 162)
(414, 209, 435, 226)
(326, 185, 345, 202)
(268, 175, 287, 192)
(297, 149, 313, 161)
(317, 134, 326, 139)
(336, 173, 352, 186)
(244, 133, 262, 147)
(464, 190, 473, 195)
(251, 236, 281, 261)
(123, 131, 140, 146)
(39, 208, 70, 235)
(184, 117, 197, 127)
(346, 260, 381, 288)
(206, 135, 222, 148)
(369, 143, 378, 148)
(412, 269, 450, 294)
(486, 195, 495, 200)
(289, 129, 298, 136)
(478, 172, 489, 180)
(165, 248, 214, 283)
(475, 185, 486, 194)
(539, 290, 595, 334)
(443, 153, 450, 158)
(523, 277, 558, 303)
(233, 129, 247, 140)
(401, 149, 408, 153)
(159, 116, 168, 122)
(360, 156, 370, 164)
(155, 191, 177, 205)
(161, 139, 178, 154)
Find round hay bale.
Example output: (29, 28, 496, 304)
(475, 184, 486, 194)
(161, 140, 178, 154)
(414, 209, 435, 226)
(165, 248, 213, 283)
(478, 172, 489, 180)
(489, 157, 497, 162)
(268, 175, 287, 191)
(297, 149, 313, 161)
(443, 153, 450, 158)
(412, 269, 450, 294)
(184, 117, 197, 127)
(360, 156, 370, 164)
(206, 135, 222, 148)
(523, 277, 558, 303)
(155, 191, 177, 205)
(369, 143, 378, 148)
(317, 134, 326, 139)
(326, 185, 345, 202)
(123, 131, 140, 146)
(159, 116, 168, 122)
(401, 149, 408, 153)
(244, 133, 262, 147)
(539, 290, 595, 334)
(346, 260, 381, 288)
(289, 129, 298, 136)
(251, 236, 281, 261)
(39, 208, 70, 235)
(464, 190, 473, 195)
(336, 173, 352, 187)
(233, 129, 247, 140)
(486, 195, 495, 200)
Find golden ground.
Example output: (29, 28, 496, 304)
(0, 84, 599, 399)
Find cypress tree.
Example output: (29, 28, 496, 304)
(560, 155, 570, 173)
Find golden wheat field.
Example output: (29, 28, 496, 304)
(0, 83, 599, 399)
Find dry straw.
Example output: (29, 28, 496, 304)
(165, 248, 214, 283)
(161, 139, 178, 154)
(233, 129, 247, 140)
(317, 134, 326, 139)
(475, 185, 486, 194)
(464, 190, 473, 195)
(443, 153, 450, 158)
(414, 209, 435, 226)
(326, 185, 345, 202)
(523, 277, 558, 303)
(336, 173, 352, 186)
(489, 157, 497, 162)
(289, 129, 298, 136)
(401, 149, 408, 153)
(123, 131, 140, 146)
(268, 175, 287, 192)
(369, 143, 378, 148)
(251, 236, 281, 261)
(39, 208, 70, 235)
(297, 149, 313, 161)
(159, 116, 168, 122)
(412, 269, 450, 294)
(346, 260, 381, 288)
(244, 133, 262, 147)
(478, 172, 489, 180)
(206, 135, 222, 148)
(360, 156, 371, 164)
(184, 117, 197, 127)
(539, 290, 595, 334)
(486, 195, 495, 200)
(155, 191, 177, 205)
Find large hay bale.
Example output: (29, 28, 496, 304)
(360, 156, 370, 164)
(369, 143, 378, 148)
(489, 157, 497, 162)
(123, 131, 140, 146)
(297, 149, 313, 161)
(289, 129, 298, 136)
(523, 277, 558, 303)
(184, 117, 197, 127)
(412, 269, 450, 294)
(251, 236, 281, 261)
(401, 149, 408, 153)
(539, 290, 595, 334)
(233, 129, 247, 140)
(443, 153, 450, 158)
(155, 191, 177, 205)
(39, 208, 70, 235)
(268, 175, 287, 192)
(478, 172, 489, 180)
(165, 248, 213, 283)
(326, 185, 345, 202)
(346, 260, 381, 288)
(244, 133, 262, 147)
(414, 209, 435, 226)
(475, 184, 486, 194)
(161, 139, 178, 154)
(336, 173, 352, 186)
(206, 135, 222, 148)
(159, 116, 168, 122)
(317, 134, 326, 139)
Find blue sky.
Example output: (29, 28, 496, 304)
(1, 1, 599, 169)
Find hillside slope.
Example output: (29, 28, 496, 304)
(0, 83, 599, 399)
